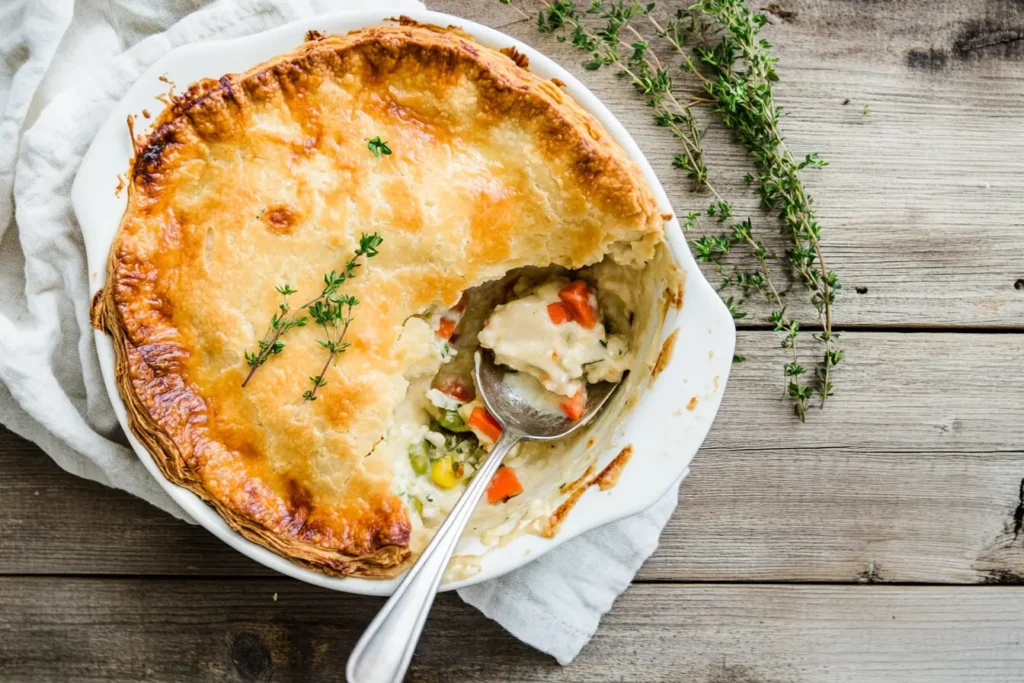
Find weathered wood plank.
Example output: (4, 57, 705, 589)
(0, 430, 260, 575)
(4, 332, 1023, 582)
(664, 331, 1024, 584)
(2, 579, 1023, 682)
(428, 0, 1024, 327)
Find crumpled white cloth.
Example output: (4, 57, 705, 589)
(0, 0, 682, 665)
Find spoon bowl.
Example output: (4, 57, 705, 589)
(474, 350, 621, 440)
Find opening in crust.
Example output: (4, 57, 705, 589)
(377, 247, 678, 573)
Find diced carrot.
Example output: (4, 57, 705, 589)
(558, 280, 597, 329)
(560, 388, 586, 421)
(487, 466, 523, 504)
(547, 301, 571, 324)
(469, 406, 503, 442)
(437, 377, 473, 402)
(436, 317, 456, 339)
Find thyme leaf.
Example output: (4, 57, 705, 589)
(367, 136, 392, 158)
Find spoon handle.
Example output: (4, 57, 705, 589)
(346, 429, 522, 683)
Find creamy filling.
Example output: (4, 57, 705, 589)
(386, 301, 478, 549)
(385, 265, 640, 554)
(477, 276, 633, 397)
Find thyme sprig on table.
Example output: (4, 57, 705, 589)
(692, 217, 809, 415)
(518, 0, 714, 192)
(499, 0, 840, 420)
(690, 0, 841, 408)
(241, 233, 384, 399)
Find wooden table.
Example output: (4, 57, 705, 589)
(3, 0, 1023, 680)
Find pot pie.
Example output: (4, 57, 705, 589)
(93, 22, 670, 578)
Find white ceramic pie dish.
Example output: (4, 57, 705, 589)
(72, 8, 736, 596)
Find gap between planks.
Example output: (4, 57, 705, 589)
(0, 572, 1021, 588)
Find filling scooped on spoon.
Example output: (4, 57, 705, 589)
(477, 276, 632, 421)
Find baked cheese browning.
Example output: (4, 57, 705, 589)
(100, 24, 663, 577)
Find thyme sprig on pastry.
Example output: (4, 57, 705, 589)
(303, 292, 357, 401)
(241, 232, 384, 395)
(242, 286, 306, 386)
(501, 0, 841, 420)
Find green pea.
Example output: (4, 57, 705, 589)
(438, 409, 468, 432)
(408, 441, 430, 475)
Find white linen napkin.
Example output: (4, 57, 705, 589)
(0, 0, 681, 664)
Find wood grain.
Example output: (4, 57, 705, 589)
(429, 0, 1024, 328)
(2, 578, 1023, 682)
(5, 332, 1023, 583)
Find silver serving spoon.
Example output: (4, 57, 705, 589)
(346, 350, 620, 683)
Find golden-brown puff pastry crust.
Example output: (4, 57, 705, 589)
(94, 22, 662, 577)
